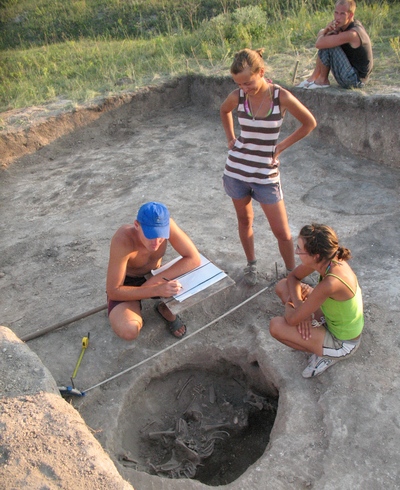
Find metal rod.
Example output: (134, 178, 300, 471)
(21, 304, 107, 342)
(292, 60, 299, 85)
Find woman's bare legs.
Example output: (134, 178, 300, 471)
(231, 196, 258, 284)
(232, 196, 255, 262)
(269, 315, 325, 356)
(260, 200, 295, 271)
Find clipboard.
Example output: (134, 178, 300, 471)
(152, 254, 235, 315)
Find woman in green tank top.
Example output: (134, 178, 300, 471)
(270, 223, 364, 378)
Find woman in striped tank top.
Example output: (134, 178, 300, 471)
(220, 48, 317, 285)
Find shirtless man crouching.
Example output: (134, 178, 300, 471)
(106, 202, 201, 341)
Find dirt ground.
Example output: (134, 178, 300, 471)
(1, 77, 400, 489)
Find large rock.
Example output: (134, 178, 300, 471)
(0, 326, 133, 490)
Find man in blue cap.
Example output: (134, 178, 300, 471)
(106, 202, 201, 341)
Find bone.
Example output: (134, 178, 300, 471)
(148, 430, 175, 439)
(243, 390, 266, 410)
(140, 420, 156, 434)
(209, 384, 216, 404)
(202, 422, 230, 432)
(176, 375, 194, 400)
(175, 439, 201, 464)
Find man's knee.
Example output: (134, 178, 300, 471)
(318, 48, 332, 67)
(111, 318, 142, 341)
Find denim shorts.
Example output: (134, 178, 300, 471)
(223, 174, 283, 204)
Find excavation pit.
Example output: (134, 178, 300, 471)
(116, 360, 278, 485)
(1, 76, 400, 489)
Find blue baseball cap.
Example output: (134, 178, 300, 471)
(137, 202, 170, 239)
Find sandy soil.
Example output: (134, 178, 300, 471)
(1, 78, 400, 489)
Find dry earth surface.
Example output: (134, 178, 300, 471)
(1, 76, 400, 489)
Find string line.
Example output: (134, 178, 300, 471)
(83, 280, 275, 393)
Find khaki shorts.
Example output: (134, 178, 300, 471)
(323, 329, 361, 359)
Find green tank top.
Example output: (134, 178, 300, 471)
(320, 273, 364, 340)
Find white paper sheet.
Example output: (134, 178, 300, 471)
(152, 254, 227, 302)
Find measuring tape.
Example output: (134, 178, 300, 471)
(71, 333, 90, 380)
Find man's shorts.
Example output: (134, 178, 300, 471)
(107, 276, 146, 316)
(223, 174, 283, 205)
(322, 328, 361, 359)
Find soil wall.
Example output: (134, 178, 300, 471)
(1, 76, 399, 169)
(188, 75, 400, 168)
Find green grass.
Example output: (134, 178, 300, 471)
(0, 0, 399, 116)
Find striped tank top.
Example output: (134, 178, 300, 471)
(224, 85, 283, 185)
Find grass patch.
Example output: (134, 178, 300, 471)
(0, 0, 399, 115)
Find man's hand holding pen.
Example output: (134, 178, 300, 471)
(160, 276, 183, 297)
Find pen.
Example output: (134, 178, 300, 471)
(163, 277, 182, 289)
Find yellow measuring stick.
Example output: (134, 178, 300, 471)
(72, 333, 90, 380)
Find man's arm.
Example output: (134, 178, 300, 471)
(154, 218, 201, 280)
(316, 28, 360, 50)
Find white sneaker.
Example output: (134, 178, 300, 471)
(305, 353, 318, 368)
(296, 80, 312, 88)
(302, 355, 339, 378)
(306, 82, 330, 90)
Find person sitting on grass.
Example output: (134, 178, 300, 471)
(296, 0, 373, 90)
(106, 202, 201, 341)
(269, 223, 364, 378)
